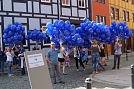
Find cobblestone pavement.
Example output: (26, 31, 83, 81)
(0, 53, 134, 89)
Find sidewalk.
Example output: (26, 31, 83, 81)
(90, 52, 134, 88)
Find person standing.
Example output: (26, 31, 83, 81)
(46, 42, 65, 84)
(6, 47, 14, 77)
(91, 40, 101, 74)
(82, 47, 89, 65)
(58, 45, 66, 75)
(13, 45, 20, 69)
(0, 47, 5, 75)
(18, 45, 25, 75)
(32, 43, 40, 50)
(74, 46, 85, 71)
(99, 43, 107, 66)
(112, 40, 122, 69)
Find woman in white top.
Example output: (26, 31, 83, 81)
(6, 47, 14, 77)
(58, 45, 66, 75)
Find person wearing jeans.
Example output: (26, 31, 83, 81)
(0, 47, 5, 75)
(91, 40, 101, 74)
(46, 42, 65, 84)
(112, 40, 122, 69)
(6, 47, 14, 77)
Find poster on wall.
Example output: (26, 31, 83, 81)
(27, 53, 44, 68)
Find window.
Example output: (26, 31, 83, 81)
(98, 0, 102, 3)
(62, 0, 69, 5)
(123, 10, 126, 21)
(78, 0, 85, 8)
(41, 0, 50, 2)
(42, 26, 51, 46)
(96, 15, 100, 23)
(103, 16, 106, 24)
(102, 0, 105, 4)
(132, 0, 134, 4)
(95, 0, 98, 2)
(111, 7, 115, 19)
(115, 9, 119, 20)
(126, 11, 129, 21)
(125, 0, 128, 2)
(100, 16, 103, 22)
(132, 13, 134, 22)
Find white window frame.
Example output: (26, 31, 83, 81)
(42, 26, 51, 46)
(23, 25, 28, 47)
(62, 0, 70, 6)
(78, 0, 85, 8)
(41, 0, 50, 3)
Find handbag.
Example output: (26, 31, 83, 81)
(8, 62, 13, 67)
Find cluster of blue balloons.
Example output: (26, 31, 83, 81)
(46, 20, 84, 49)
(110, 21, 132, 40)
(77, 18, 113, 46)
(3, 22, 25, 47)
(26, 29, 48, 43)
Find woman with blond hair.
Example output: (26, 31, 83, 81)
(91, 40, 101, 74)
(6, 47, 14, 77)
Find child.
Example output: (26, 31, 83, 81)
(65, 56, 70, 67)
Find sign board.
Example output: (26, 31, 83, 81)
(24, 50, 53, 89)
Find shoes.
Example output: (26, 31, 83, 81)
(84, 69, 86, 71)
(92, 71, 96, 74)
(77, 69, 79, 71)
(62, 72, 67, 75)
(111, 67, 115, 70)
(59, 81, 65, 84)
(104, 64, 107, 66)
(96, 71, 99, 74)
(103, 68, 105, 71)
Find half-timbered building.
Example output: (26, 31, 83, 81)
(0, 0, 90, 51)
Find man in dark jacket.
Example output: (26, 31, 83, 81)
(0, 47, 5, 75)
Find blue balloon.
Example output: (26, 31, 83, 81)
(58, 20, 64, 28)
(28, 30, 31, 35)
(7, 38, 12, 43)
(11, 36, 14, 41)
(8, 31, 13, 37)
(11, 25, 16, 32)
(14, 22, 20, 26)
(92, 23, 97, 30)
(54, 20, 59, 27)
(70, 24, 75, 32)
(7, 24, 12, 29)
(3, 34, 8, 39)
(46, 29, 52, 35)
(88, 28, 93, 35)
(53, 27, 59, 35)
(65, 20, 71, 29)
(46, 22, 54, 31)
(83, 18, 89, 23)
(16, 27, 21, 32)
(26, 36, 29, 40)
(111, 21, 116, 26)
(3, 39, 8, 44)
(4, 28, 9, 33)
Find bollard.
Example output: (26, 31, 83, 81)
(131, 64, 134, 89)
(85, 78, 92, 89)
